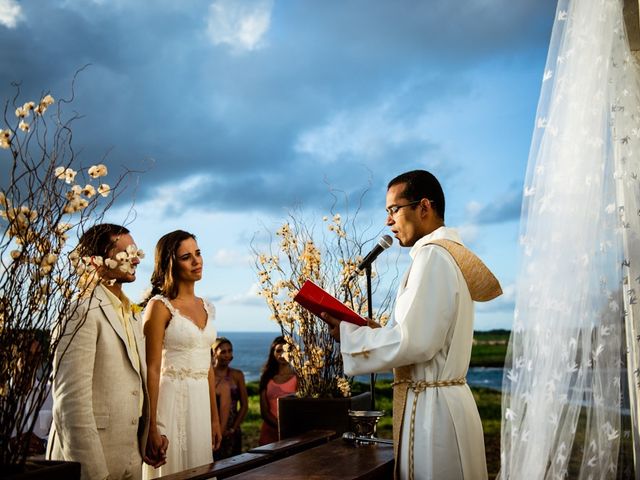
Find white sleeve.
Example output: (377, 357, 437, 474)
(339, 246, 458, 376)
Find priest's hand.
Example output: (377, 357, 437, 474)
(320, 312, 341, 341)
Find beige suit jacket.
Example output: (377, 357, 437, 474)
(47, 285, 150, 480)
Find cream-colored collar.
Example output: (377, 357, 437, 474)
(409, 226, 462, 259)
(100, 283, 131, 312)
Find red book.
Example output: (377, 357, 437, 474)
(293, 280, 367, 326)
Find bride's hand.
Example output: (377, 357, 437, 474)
(144, 428, 168, 468)
(211, 421, 222, 451)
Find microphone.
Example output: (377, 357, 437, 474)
(349, 235, 393, 280)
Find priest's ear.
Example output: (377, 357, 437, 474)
(420, 198, 432, 216)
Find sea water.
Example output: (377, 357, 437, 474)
(219, 331, 504, 391)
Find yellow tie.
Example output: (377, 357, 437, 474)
(101, 286, 143, 415)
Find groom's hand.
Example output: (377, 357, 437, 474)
(320, 312, 341, 342)
(144, 433, 168, 468)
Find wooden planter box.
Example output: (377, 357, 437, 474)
(277, 392, 371, 440)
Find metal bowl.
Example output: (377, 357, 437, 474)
(348, 410, 385, 439)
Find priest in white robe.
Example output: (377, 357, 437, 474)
(322, 170, 501, 480)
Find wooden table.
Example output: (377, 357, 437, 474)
(157, 430, 337, 480)
(226, 438, 394, 480)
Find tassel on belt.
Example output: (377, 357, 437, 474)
(392, 377, 466, 480)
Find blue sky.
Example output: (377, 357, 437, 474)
(0, 0, 558, 331)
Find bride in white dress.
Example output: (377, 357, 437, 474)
(142, 230, 222, 478)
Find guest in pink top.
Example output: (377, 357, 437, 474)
(258, 336, 297, 445)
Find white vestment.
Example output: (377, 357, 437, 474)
(340, 226, 488, 480)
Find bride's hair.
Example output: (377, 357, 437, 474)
(141, 229, 196, 306)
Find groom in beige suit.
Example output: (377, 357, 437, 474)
(47, 224, 167, 480)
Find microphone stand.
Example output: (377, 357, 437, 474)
(365, 265, 375, 410)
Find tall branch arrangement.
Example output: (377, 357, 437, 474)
(0, 81, 138, 467)
(254, 197, 395, 398)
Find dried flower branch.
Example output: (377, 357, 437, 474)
(0, 75, 137, 467)
(253, 190, 396, 398)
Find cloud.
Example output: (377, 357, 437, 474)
(476, 283, 515, 313)
(0, 0, 553, 217)
(206, 0, 273, 52)
(465, 186, 522, 225)
(457, 223, 480, 245)
(294, 92, 439, 166)
(215, 283, 264, 306)
(211, 248, 252, 267)
(0, 0, 22, 28)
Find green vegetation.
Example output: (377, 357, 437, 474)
(471, 329, 509, 367)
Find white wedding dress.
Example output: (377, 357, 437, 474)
(143, 295, 217, 479)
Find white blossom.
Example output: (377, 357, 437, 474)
(81, 184, 96, 198)
(97, 184, 111, 197)
(88, 164, 108, 178)
(104, 258, 118, 269)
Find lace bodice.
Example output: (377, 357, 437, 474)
(151, 295, 217, 380)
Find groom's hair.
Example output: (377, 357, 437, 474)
(388, 170, 445, 221)
(78, 223, 130, 258)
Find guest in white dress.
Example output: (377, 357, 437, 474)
(142, 230, 222, 478)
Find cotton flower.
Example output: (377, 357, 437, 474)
(0, 129, 11, 149)
(15, 102, 34, 118)
(63, 195, 88, 213)
(56, 222, 72, 234)
(81, 184, 96, 198)
(41, 94, 54, 107)
(64, 169, 77, 184)
(97, 184, 111, 197)
(335, 378, 350, 397)
(88, 164, 108, 178)
(125, 244, 144, 260)
(18, 120, 29, 132)
(55, 167, 77, 184)
(35, 94, 54, 115)
(105, 258, 118, 269)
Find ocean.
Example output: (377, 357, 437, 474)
(218, 331, 504, 391)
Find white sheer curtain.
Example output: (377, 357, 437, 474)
(500, 0, 640, 478)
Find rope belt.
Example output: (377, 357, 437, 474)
(392, 377, 466, 480)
